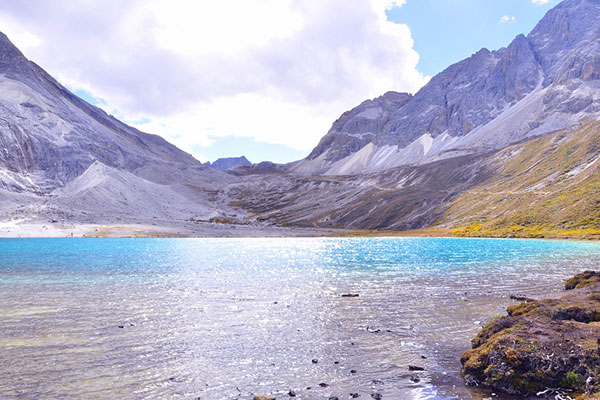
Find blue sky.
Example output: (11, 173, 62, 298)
(2, 0, 561, 165)
(387, 0, 559, 76)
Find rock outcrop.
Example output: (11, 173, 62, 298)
(461, 271, 600, 397)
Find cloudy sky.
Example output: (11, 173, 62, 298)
(0, 0, 558, 163)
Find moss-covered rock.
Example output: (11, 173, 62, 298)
(565, 271, 600, 290)
(461, 271, 600, 397)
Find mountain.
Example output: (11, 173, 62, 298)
(221, 0, 600, 237)
(1, 0, 599, 238)
(207, 156, 251, 171)
(0, 31, 236, 229)
(293, 0, 600, 176)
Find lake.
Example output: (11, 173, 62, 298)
(2, 237, 600, 399)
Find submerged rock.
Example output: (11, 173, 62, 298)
(461, 271, 600, 397)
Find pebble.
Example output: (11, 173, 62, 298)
(329, 397, 339, 400)
(319, 383, 329, 387)
(410, 376, 421, 383)
(312, 359, 318, 364)
(408, 365, 425, 371)
(350, 369, 357, 374)
(350, 393, 360, 398)
(371, 393, 382, 400)
(288, 389, 296, 397)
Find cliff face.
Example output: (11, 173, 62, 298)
(295, 0, 600, 176)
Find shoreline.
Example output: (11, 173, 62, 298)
(1, 221, 600, 240)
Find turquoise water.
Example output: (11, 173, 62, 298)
(2, 237, 600, 399)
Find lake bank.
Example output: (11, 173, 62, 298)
(1, 219, 600, 240)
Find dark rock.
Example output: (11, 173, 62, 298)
(350, 393, 360, 398)
(341, 294, 359, 298)
(370, 393, 382, 400)
(410, 376, 420, 383)
(117, 325, 124, 328)
(461, 271, 600, 396)
(288, 390, 296, 397)
(371, 379, 384, 385)
(334, 361, 340, 364)
(408, 366, 425, 371)
(319, 383, 329, 388)
(328, 397, 339, 400)
(350, 370, 357, 374)
(509, 294, 535, 302)
(311, 359, 318, 364)
(420, 355, 427, 359)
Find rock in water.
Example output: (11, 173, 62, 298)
(461, 270, 600, 396)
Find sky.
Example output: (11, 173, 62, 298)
(0, 0, 559, 164)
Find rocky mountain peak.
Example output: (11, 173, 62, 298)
(0, 31, 39, 84)
(528, 0, 600, 85)
(207, 156, 252, 171)
(295, 0, 600, 176)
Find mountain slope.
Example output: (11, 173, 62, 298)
(0, 31, 235, 228)
(445, 121, 600, 238)
(295, 0, 600, 176)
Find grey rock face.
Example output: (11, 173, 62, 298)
(0, 32, 208, 190)
(207, 156, 251, 171)
(0, 31, 237, 225)
(308, 91, 412, 162)
(303, 0, 600, 174)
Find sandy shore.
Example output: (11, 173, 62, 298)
(0, 219, 344, 238)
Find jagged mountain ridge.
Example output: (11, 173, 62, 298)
(294, 0, 600, 176)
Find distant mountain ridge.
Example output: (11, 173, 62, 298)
(207, 156, 251, 171)
(293, 0, 600, 175)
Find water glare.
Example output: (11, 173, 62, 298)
(2, 237, 600, 399)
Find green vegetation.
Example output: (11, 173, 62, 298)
(444, 121, 600, 239)
(560, 372, 584, 390)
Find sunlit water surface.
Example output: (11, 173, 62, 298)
(2, 237, 600, 399)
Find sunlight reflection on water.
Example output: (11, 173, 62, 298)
(2, 237, 600, 399)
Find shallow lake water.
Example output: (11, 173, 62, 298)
(2, 237, 600, 399)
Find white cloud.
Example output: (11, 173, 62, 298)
(531, 0, 551, 4)
(0, 0, 427, 161)
(499, 15, 517, 24)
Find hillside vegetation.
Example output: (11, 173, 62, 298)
(445, 121, 600, 239)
